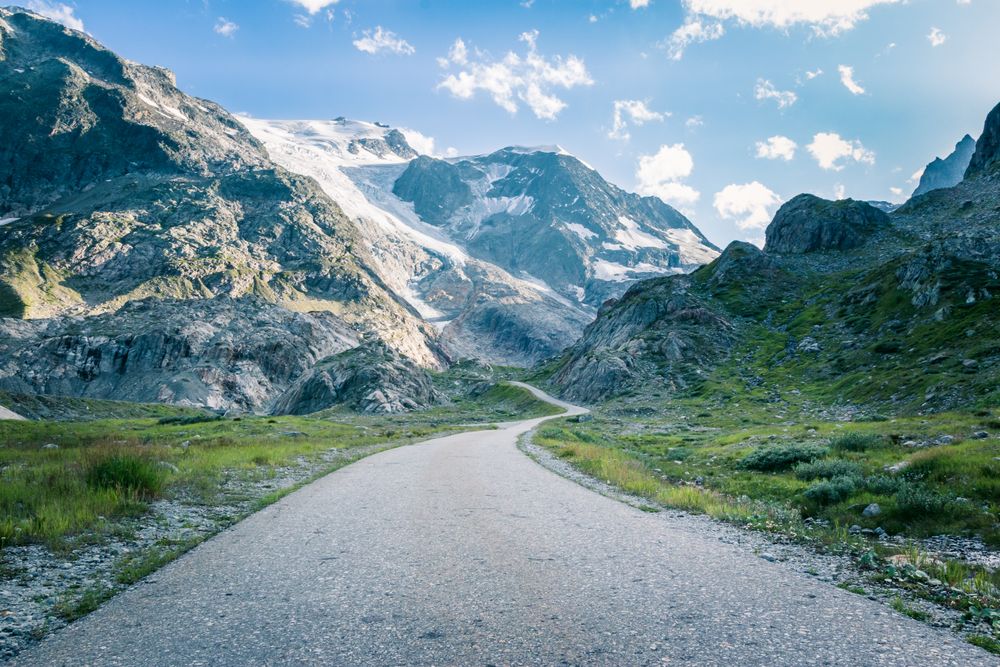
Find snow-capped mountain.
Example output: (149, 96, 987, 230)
(241, 117, 719, 364)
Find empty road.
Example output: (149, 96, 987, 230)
(15, 384, 996, 666)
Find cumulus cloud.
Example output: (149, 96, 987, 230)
(609, 100, 666, 140)
(755, 135, 797, 161)
(214, 18, 238, 38)
(437, 31, 593, 120)
(353, 26, 415, 55)
(928, 27, 947, 47)
(754, 79, 797, 109)
(635, 144, 700, 207)
(680, 0, 900, 35)
(398, 128, 438, 156)
(714, 182, 783, 230)
(807, 132, 875, 170)
(631, 0, 651, 7)
(664, 19, 725, 60)
(289, 0, 339, 14)
(662, 1, 901, 59)
(838, 65, 865, 95)
(25, 1, 84, 31)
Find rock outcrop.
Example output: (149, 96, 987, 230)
(270, 343, 443, 415)
(0, 297, 360, 412)
(966, 101, 1000, 178)
(913, 135, 977, 197)
(764, 195, 890, 254)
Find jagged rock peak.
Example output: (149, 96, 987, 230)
(763, 194, 890, 255)
(913, 134, 977, 197)
(966, 101, 1000, 178)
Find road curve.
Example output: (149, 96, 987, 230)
(15, 384, 996, 666)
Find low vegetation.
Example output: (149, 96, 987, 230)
(0, 380, 552, 550)
(533, 401, 1000, 646)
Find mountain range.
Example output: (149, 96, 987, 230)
(0, 8, 715, 414)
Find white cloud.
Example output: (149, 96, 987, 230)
(289, 0, 339, 14)
(834, 183, 847, 199)
(609, 100, 666, 140)
(664, 19, 725, 60)
(635, 144, 701, 207)
(928, 27, 947, 47)
(589, 14, 599, 23)
(714, 182, 783, 230)
(399, 128, 437, 156)
(838, 65, 865, 95)
(25, 1, 84, 31)
(663, 1, 901, 58)
(353, 26, 415, 55)
(755, 135, 797, 161)
(214, 17, 238, 38)
(890, 186, 904, 199)
(807, 132, 875, 170)
(631, 0, 651, 7)
(679, 0, 901, 36)
(437, 31, 593, 120)
(686, 115, 704, 129)
(754, 79, 797, 108)
(805, 68, 823, 79)
(909, 167, 925, 184)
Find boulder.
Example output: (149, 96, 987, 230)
(764, 195, 890, 254)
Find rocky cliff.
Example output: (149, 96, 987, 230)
(912, 135, 977, 198)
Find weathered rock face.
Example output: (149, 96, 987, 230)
(913, 135, 977, 197)
(966, 101, 1000, 178)
(0, 297, 360, 412)
(0, 8, 445, 413)
(764, 195, 890, 254)
(551, 274, 736, 402)
(271, 343, 443, 415)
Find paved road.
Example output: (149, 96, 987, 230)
(16, 384, 997, 666)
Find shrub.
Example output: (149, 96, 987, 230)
(156, 414, 222, 426)
(804, 476, 858, 505)
(894, 483, 950, 518)
(865, 475, 905, 495)
(86, 454, 165, 497)
(794, 459, 863, 481)
(738, 444, 827, 472)
(830, 432, 885, 452)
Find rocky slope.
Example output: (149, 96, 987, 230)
(550, 101, 1000, 412)
(241, 119, 718, 366)
(240, 118, 593, 366)
(0, 7, 443, 413)
(912, 134, 977, 197)
(392, 148, 719, 307)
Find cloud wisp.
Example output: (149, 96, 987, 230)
(609, 100, 666, 140)
(353, 26, 415, 55)
(437, 30, 593, 120)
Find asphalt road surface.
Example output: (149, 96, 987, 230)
(15, 384, 997, 666)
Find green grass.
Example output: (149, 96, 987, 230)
(968, 635, 1000, 655)
(890, 597, 930, 621)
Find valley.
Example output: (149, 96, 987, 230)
(2, 4, 1000, 664)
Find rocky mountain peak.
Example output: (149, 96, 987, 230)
(912, 134, 977, 197)
(763, 194, 890, 254)
(965, 101, 1000, 178)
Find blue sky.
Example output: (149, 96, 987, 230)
(24, 0, 1000, 246)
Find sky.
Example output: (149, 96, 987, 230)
(21, 0, 1000, 247)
